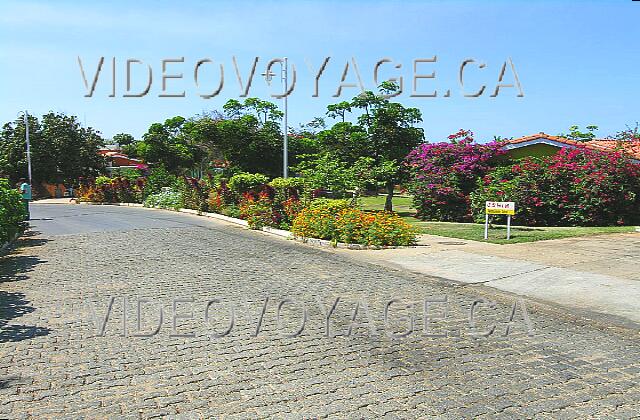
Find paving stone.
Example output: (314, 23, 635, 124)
(1, 209, 639, 417)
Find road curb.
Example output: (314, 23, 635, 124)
(77, 202, 144, 207)
(80, 202, 413, 250)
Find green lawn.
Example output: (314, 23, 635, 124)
(358, 195, 637, 244)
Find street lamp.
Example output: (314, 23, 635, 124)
(17, 111, 32, 185)
(262, 57, 289, 178)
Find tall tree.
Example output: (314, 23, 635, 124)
(136, 116, 202, 174)
(186, 98, 316, 177)
(318, 82, 424, 211)
(0, 112, 104, 184)
(41, 112, 105, 182)
(113, 133, 135, 147)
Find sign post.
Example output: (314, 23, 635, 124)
(485, 201, 515, 240)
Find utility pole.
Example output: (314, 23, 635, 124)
(283, 57, 288, 178)
(23, 111, 32, 185)
(262, 58, 289, 178)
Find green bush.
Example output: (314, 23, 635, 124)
(94, 176, 112, 187)
(294, 154, 357, 198)
(307, 198, 351, 211)
(144, 165, 177, 198)
(0, 178, 25, 243)
(228, 173, 269, 195)
(221, 204, 241, 219)
(269, 177, 306, 195)
(109, 167, 143, 183)
(143, 189, 182, 210)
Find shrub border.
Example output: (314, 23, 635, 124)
(77, 202, 417, 250)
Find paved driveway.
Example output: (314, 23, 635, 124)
(1, 204, 639, 418)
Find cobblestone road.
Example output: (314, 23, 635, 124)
(1, 205, 639, 418)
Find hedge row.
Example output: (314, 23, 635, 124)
(0, 178, 25, 244)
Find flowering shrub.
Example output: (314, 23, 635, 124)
(406, 130, 504, 221)
(76, 184, 104, 203)
(333, 207, 368, 244)
(362, 212, 418, 246)
(239, 191, 281, 229)
(207, 179, 235, 212)
(291, 201, 349, 240)
(179, 177, 210, 212)
(207, 190, 224, 213)
(143, 189, 182, 210)
(291, 200, 417, 246)
(0, 178, 26, 243)
(282, 196, 304, 221)
(471, 147, 640, 226)
(77, 176, 145, 203)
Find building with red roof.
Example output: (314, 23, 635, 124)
(501, 133, 640, 163)
(97, 148, 143, 173)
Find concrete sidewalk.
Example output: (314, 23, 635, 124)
(340, 232, 640, 326)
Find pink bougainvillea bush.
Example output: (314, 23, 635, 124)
(471, 147, 640, 226)
(406, 130, 504, 221)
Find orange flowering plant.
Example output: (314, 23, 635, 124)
(239, 191, 278, 229)
(291, 200, 417, 246)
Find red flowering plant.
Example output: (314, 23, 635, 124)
(179, 176, 210, 212)
(471, 147, 640, 226)
(239, 189, 282, 229)
(76, 176, 145, 203)
(282, 196, 304, 221)
(405, 130, 504, 221)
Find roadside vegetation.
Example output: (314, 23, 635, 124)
(0, 178, 26, 245)
(2, 83, 639, 246)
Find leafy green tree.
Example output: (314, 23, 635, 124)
(326, 101, 352, 123)
(187, 98, 308, 177)
(0, 114, 47, 183)
(41, 112, 106, 182)
(293, 153, 376, 198)
(113, 133, 135, 147)
(184, 100, 322, 177)
(0, 112, 105, 184)
(559, 125, 599, 142)
(143, 164, 177, 198)
(319, 82, 424, 210)
(137, 116, 202, 174)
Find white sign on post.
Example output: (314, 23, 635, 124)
(484, 201, 515, 240)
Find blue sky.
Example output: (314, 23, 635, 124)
(1, 0, 639, 143)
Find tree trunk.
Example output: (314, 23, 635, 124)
(385, 182, 394, 212)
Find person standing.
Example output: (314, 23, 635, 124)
(18, 178, 32, 221)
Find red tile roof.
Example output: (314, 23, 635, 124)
(98, 149, 142, 166)
(503, 133, 640, 161)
